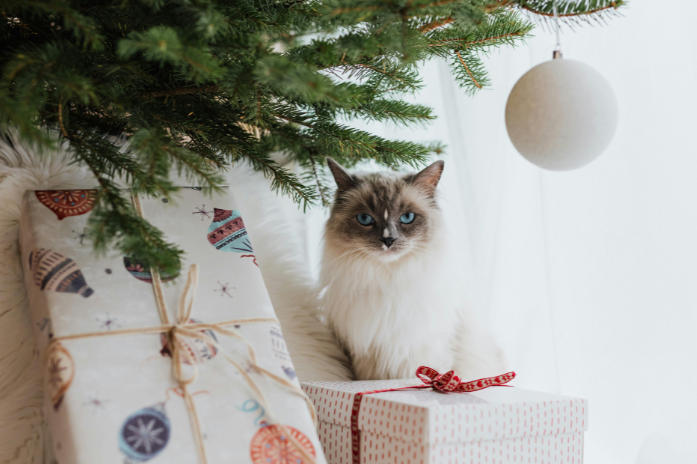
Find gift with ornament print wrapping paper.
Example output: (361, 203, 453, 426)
(19, 186, 325, 464)
(301, 379, 587, 464)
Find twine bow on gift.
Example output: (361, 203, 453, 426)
(349, 367, 516, 464)
(156, 264, 320, 464)
(44, 194, 318, 464)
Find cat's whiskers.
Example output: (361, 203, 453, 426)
(400, 242, 429, 257)
(404, 248, 425, 261)
(325, 246, 370, 268)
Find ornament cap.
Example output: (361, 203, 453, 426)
(552, 50, 563, 60)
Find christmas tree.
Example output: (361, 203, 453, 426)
(0, 0, 623, 273)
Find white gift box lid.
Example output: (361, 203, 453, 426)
(302, 380, 588, 445)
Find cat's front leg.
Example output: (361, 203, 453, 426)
(352, 340, 456, 381)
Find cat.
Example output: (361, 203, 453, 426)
(319, 158, 507, 380)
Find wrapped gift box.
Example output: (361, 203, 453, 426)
(19, 187, 325, 464)
(302, 379, 587, 464)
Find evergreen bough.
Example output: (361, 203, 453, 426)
(0, 0, 624, 273)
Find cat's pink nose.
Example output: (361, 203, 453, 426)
(380, 237, 396, 248)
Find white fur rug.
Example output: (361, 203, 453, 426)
(0, 133, 350, 464)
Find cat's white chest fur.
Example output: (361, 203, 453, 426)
(321, 241, 466, 380)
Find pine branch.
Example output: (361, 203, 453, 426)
(455, 51, 481, 90)
(511, 0, 626, 27)
(241, 149, 319, 209)
(421, 17, 455, 33)
(12, 0, 104, 47)
(307, 151, 331, 207)
(0, 0, 624, 273)
(448, 50, 489, 94)
(139, 85, 219, 98)
(339, 99, 436, 126)
(69, 132, 183, 275)
(515, 0, 624, 17)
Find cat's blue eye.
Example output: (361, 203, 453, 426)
(400, 213, 415, 224)
(356, 213, 375, 226)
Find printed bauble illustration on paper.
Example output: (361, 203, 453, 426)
(37, 317, 53, 340)
(250, 425, 315, 464)
(237, 398, 315, 464)
(72, 228, 91, 245)
(119, 403, 171, 463)
(207, 209, 253, 253)
(29, 248, 94, 297)
(83, 391, 109, 415)
(124, 256, 180, 284)
(96, 313, 121, 331)
(213, 281, 234, 298)
(45, 342, 75, 410)
(160, 319, 218, 365)
(270, 325, 296, 381)
(237, 399, 268, 427)
(35, 190, 98, 220)
(192, 205, 212, 221)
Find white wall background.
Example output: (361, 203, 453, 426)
(303, 1, 697, 462)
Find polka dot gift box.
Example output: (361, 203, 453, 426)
(302, 377, 588, 464)
(19, 187, 324, 464)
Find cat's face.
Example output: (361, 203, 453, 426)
(324, 159, 444, 263)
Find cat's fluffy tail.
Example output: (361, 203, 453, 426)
(453, 310, 509, 381)
(228, 162, 353, 381)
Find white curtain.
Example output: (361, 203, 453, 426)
(300, 2, 697, 462)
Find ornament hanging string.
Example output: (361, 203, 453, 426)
(552, 0, 563, 59)
(44, 193, 318, 464)
(348, 367, 516, 464)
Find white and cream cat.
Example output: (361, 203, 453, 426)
(320, 158, 507, 380)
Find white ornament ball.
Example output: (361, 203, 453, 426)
(505, 59, 618, 171)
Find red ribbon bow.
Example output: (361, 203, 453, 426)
(349, 367, 516, 464)
(415, 366, 516, 393)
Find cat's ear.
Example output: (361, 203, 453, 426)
(409, 160, 444, 196)
(327, 157, 358, 192)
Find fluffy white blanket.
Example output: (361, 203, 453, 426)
(0, 133, 350, 464)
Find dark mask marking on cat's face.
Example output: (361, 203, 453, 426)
(325, 159, 444, 262)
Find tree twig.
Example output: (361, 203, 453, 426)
(308, 152, 328, 206)
(139, 84, 219, 98)
(518, 1, 619, 17)
(429, 31, 525, 47)
(330, 63, 417, 91)
(58, 102, 70, 138)
(455, 51, 481, 89)
(420, 17, 454, 33)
